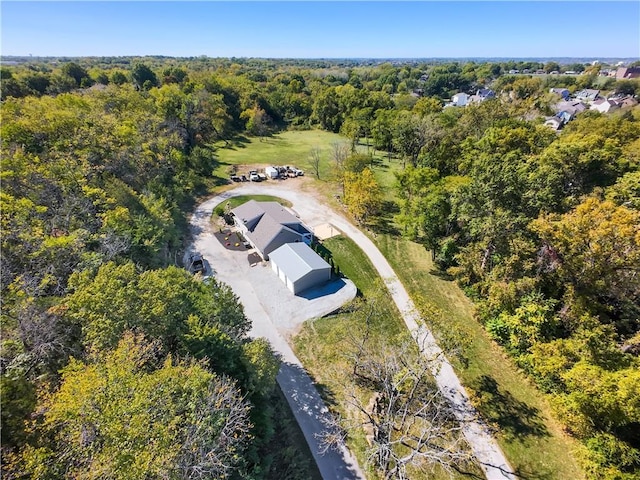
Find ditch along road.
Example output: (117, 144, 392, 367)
(189, 180, 516, 480)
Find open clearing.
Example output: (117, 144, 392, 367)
(214, 130, 346, 180)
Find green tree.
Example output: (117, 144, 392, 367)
(344, 167, 382, 224)
(412, 96, 443, 116)
(532, 198, 640, 317)
(14, 334, 252, 480)
(110, 70, 128, 85)
(131, 63, 158, 90)
(61, 62, 90, 87)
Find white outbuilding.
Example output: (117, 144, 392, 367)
(269, 242, 331, 294)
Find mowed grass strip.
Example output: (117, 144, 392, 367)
(216, 194, 292, 210)
(294, 235, 483, 480)
(374, 233, 585, 480)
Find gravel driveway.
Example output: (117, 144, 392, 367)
(188, 191, 363, 480)
(190, 180, 517, 480)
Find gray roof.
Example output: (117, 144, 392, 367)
(575, 89, 600, 100)
(231, 200, 300, 229)
(252, 215, 307, 256)
(269, 243, 331, 283)
(231, 200, 312, 256)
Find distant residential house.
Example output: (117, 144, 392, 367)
(544, 117, 564, 131)
(590, 98, 620, 114)
(556, 110, 573, 124)
(550, 88, 570, 99)
(468, 88, 495, 104)
(555, 100, 588, 116)
(231, 200, 313, 260)
(477, 88, 495, 99)
(616, 67, 640, 79)
(575, 89, 600, 102)
(606, 93, 638, 108)
(451, 93, 469, 106)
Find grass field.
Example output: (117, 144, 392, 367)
(214, 130, 347, 180)
(216, 194, 292, 210)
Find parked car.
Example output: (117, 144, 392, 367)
(188, 253, 205, 275)
(249, 171, 261, 182)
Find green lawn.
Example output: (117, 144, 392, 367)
(214, 130, 347, 181)
(216, 194, 292, 210)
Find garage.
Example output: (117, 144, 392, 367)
(270, 243, 332, 295)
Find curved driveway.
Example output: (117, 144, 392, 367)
(189, 182, 516, 480)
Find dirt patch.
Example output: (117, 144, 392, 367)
(314, 223, 341, 240)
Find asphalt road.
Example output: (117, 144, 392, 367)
(189, 181, 517, 480)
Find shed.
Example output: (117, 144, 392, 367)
(269, 243, 331, 294)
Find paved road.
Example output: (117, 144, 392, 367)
(191, 182, 517, 480)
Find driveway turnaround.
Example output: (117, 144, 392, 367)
(189, 193, 363, 480)
(190, 182, 517, 480)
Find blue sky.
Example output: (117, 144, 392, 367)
(2, 2, 639, 58)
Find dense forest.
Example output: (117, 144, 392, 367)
(1, 57, 639, 479)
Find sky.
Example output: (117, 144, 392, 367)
(1, 1, 639, 59)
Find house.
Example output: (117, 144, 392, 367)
(476, 88, 495, 100)
(575, 89, 600, 102)
(556, 110, 573, 124)
(269, 242, 331, 294)
(616, 67, 640, 80)
(550, 88, 570, 99)
(590, 99, 620, 114)
(555, 100, 588, 116)
(231, 200, 313, 260)
(620, 96, 639, 108)
(451, 92, 469, 106)
(544, 117, 564, 131)
(468, 89, 495, 104)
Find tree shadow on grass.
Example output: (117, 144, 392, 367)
(471, 375, 548, 440)
(470, 375, 555, 479)
(221, 135, 251, 150)
(369, 201, 400, 235)
(429, 267, 455, 281)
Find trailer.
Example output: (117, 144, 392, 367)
(265, 166, 279, 179)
